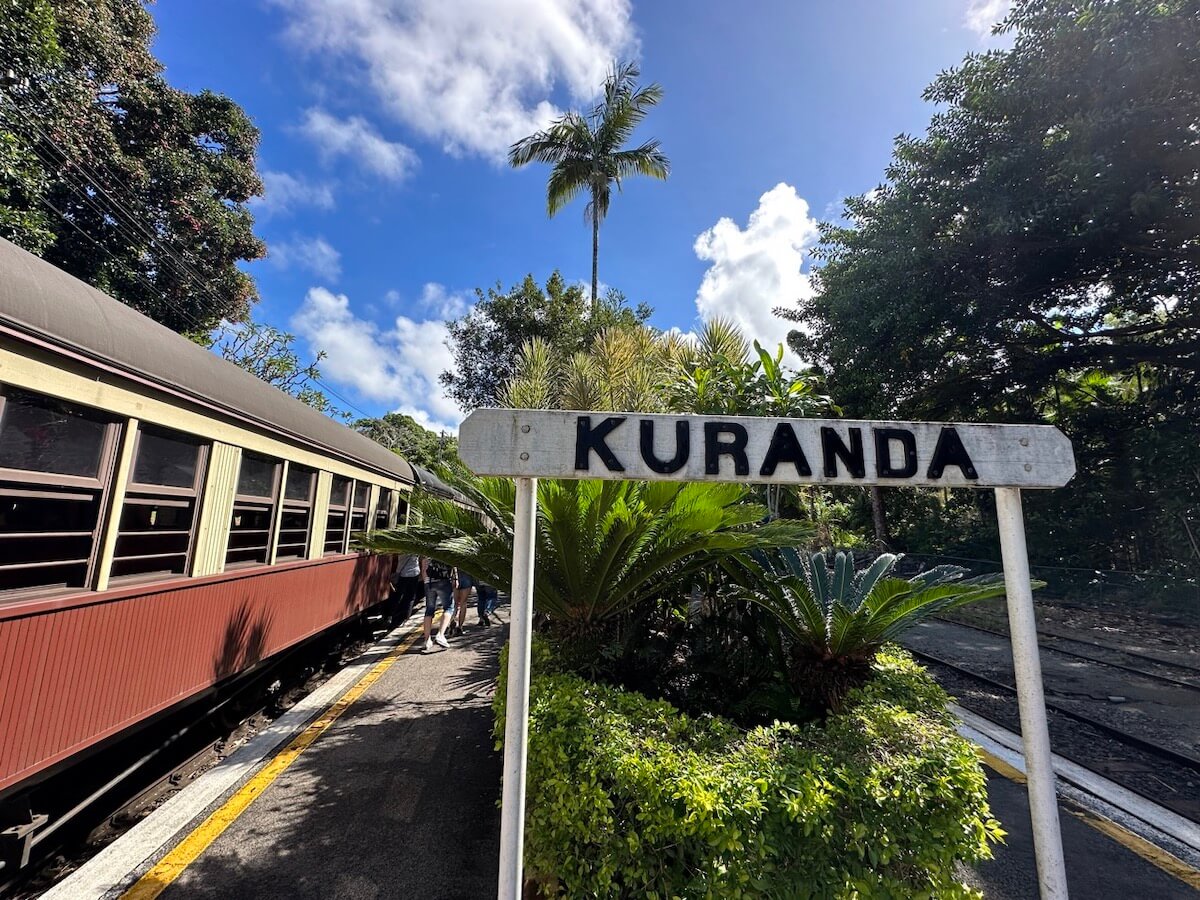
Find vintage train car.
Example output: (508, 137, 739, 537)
(0, 237, 416, 860)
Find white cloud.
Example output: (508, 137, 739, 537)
(693, 183, 819, 362)
(270, 236, 343, 281)
(299, 108, 419, 182)
(965, 0, 1011, 38)
(291, 286, 463, 432)
(273, 0, 637, 160)
(419, 282, 470, 319)
(253, 170, 335, 216)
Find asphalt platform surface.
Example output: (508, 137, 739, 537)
(159, 617, 505, 900)
(136, 614, 1196, 900)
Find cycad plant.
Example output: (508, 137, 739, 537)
(361, 473, 810, 667)
(742, 550, 1011, 711)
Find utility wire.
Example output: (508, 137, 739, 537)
(0, 90, 376, 421)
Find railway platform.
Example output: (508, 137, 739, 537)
(40, 613, 1200, 900)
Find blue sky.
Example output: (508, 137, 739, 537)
(151, 0, 1009, 432)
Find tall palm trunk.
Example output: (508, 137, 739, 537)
(591, 209, 599, 310)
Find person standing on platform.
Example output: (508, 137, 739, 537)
(448, 570, 476, 637)
(476, 581, 498, 627)
(421, 556, 456, 651)
(390, 553, 421, 625)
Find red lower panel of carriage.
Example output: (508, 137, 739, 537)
(0, 553, 392, 799)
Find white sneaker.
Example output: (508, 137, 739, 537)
(435, 633, 450, 649)
(424, 638, 433, 652)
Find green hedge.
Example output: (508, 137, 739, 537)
(496, 642, 1001, 899)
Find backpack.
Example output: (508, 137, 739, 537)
(426, 559, 452, 582)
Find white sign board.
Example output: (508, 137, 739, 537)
(459, 409, 1075, 489)
(477, 407, 1075, 900)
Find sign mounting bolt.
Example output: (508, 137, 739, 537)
(1019, 437, 1029, 447)
(519, 452, 529, 461)
(521, 425, 531, 433)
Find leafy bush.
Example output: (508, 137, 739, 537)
(738, 550, 1009, 712)
(497, 640, 1002, 899)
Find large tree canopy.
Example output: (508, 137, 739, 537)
(788, 0, 1199, 420)
(440, 272, 650, 412)
(353, 412, 458, 470)
(0, 0, 265, 332)
(786, 0, 1200, 574)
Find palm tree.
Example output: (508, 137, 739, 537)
(508, 61, 670, 308)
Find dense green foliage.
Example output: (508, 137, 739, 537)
(739, 551, 1008, 710)
(497, 640, 1001, 899)
(440, 272, 649, 411)
(503, 318, 838, 519)
(352, 411, 458, 469)
(509, 62, 669, 306)
(0, 0, 265, 331)
(785, 0, 1200, 574)
(362, 474, 809, 649)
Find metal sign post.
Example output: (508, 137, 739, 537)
(460, 410, 1075, 900)
(995, 487, 1068, 898)
(497, 476, 537, 900)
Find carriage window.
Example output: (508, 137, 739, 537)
(324, 475, 351, 555)
(277, 464, 316, 561)
(374, 488, 392, 530)
(225, 452, 280, 568)
(0, 388, 116, 595)
(349, 481, 370, 537)
(0, 387, 109, 478)
(396, 494, 409, 526)
(111, 426, 206, 581)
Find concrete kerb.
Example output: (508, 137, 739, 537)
(953, 703, 1200, 875)
(41, 619, 422, 900)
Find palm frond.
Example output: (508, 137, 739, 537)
(610, 142, 671, 185)
(362, 471, 813, 632)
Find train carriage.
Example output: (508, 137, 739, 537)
(0, 237, 416, 861)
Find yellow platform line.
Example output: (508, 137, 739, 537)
(121, 623, 426, 900)
(976, 747, 1200, 890)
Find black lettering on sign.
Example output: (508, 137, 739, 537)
(821, 427, 865, 478)
(873, 428, 918, 478)
(759, 423, 812, 477)
(575, 416, 626, 472)
(640, 419, 690, 474)
(704, 422, 750, 476)
(926, 427, 979, 480)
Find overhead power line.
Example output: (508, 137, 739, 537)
(0, 88, 376, 422)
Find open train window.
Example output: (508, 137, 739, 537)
(324, 475, 351, 555)
(110, 426, 207, 582)
(349, 480, 370, 537)
(0, 387, 118, 595)
(396, 493, 409, 527)
(277, 463, 316, 561)
(225, 452, 281, 568)
(374, 488, 393, 530)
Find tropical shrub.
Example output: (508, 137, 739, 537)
(740, 550, 1010, 711)
(497, 640, 1002, 899)
(361, 474, 810, 663)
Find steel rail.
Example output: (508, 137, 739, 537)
(908, 647, 1200, 775)
(930, 617, 1200, 690)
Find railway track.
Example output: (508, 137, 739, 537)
(1, 612, 395, 898)
(908, 646, 1200, 823)
(932, 616, 1200, 690)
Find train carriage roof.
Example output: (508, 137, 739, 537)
(0, 238, 415, 484)
(411, 465, 470, 505)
